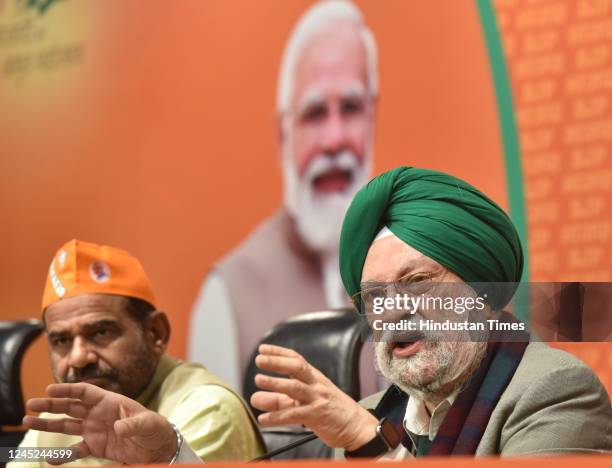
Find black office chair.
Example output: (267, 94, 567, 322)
(0, 320, 44, 447)
(243, 309, 369, 460)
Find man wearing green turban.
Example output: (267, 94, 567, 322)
(252, 167, 612, 458)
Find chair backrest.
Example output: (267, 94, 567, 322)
(0, 320, 44, 425)
(242, 309, 368, 460)
(243, 308, 368, 408)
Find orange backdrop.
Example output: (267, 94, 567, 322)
(0, 0, 506, 404)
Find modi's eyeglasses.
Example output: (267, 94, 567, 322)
(351, 272, 437, 315)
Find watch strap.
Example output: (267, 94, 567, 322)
(344, 411, 401, 459)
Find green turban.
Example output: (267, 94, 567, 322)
(339, 166, 524, 309)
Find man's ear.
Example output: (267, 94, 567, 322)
(144, 310, 171, 354)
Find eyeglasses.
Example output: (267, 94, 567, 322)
(351, 272, 438, 316)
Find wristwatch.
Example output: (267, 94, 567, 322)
(344, 413, 402, 459)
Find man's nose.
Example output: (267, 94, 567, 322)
(321, 108, 349, 154)
(67, 336, 97, 368)
(381, 305, 411, 324)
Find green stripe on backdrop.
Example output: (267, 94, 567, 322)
(476, 0, 530, 323)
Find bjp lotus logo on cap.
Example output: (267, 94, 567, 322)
(89, 261, 111, 283)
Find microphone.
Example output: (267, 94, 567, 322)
(249, 433, 319, 462)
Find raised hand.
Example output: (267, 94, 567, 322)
(23, 382, 177, 465)
(250, 344, 378, 451)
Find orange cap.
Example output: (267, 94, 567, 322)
(42, 240, 157, 312)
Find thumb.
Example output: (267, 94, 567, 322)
(114, 411, 149, 439)
(115, 412, 177, 461)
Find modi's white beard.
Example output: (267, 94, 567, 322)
(282, 149, 371, 253)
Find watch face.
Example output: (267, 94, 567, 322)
(378, 418, 402, 449)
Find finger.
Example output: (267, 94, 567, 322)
(46, 442, 83, 465)
(250, 391, 298, 412)
(68, 441, 89, 462)
(46, 383, 104, 406)
(257, 406, 309, 427)
(254, 374, 313, 403)
(255, 355, 316, 383)
(27, 398, 88, 419)
(23, 415, 83, 436)
(258, 344, 302, 358)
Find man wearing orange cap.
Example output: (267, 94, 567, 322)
(9, 240, 264, 467)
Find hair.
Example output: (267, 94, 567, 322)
(124, 297, 156, 326)
(276, 0, 378, 115)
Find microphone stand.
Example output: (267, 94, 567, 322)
(249, 433, 320, 462)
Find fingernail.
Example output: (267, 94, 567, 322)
(255, 356, 267, 365)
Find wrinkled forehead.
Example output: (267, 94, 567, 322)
(361, 230, 442, 283)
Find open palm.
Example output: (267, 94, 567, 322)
(24, 382, 177, 465)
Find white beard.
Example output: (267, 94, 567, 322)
(283, 149, 371, 253)
(374, 338, 487, 401)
